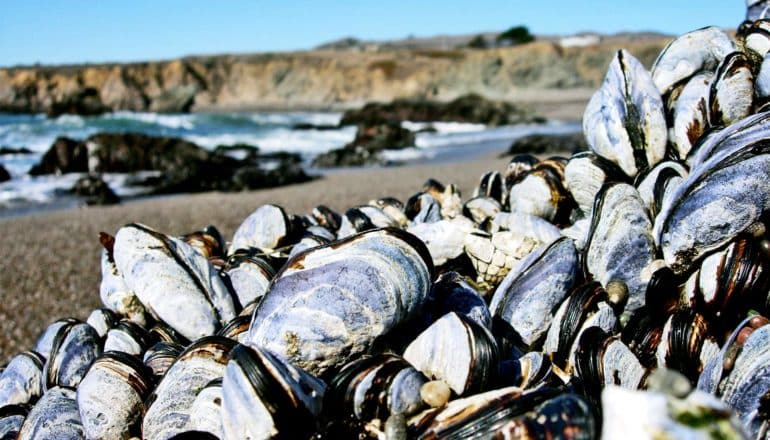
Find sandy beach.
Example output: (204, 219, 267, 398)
(0, 154, 518, 360)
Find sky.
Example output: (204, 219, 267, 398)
(0, 1, 745, 67)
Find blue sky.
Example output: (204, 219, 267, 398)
(0, 1, 744, 67)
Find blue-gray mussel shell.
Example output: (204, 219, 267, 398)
(247, 228, 432, 376)
(564, 152, 628, 218)
(584, 183, 656, 312)
(142, 336, 235, 440)
(0, 405, 27, 439)
(655, 112, 770, 274)
(185, 378, 224, 438)
(489, 237, 580, 350)
(748, 0, 770, 21)
(18, 386, 83, 440)
(221, 343, 326, 440)
(583, 49, 667, 178)
(77, 351, 154, 440)
(223, 250, 275, 309)
(0, 351, 44, 408)
(113, 223, 237, 341)
(229, 204, 295, 254)
(44, 320, 102, 391)
(404, 312, 497, 396)
(423, 271, 492, 331)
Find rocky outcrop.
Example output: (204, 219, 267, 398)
(340, 93, 539, 126)
(312, 122, 415, 167)
(29, 133, 313, 193)
(0, 35, 669, 115)
(503, 132, 587, 156)
(69, 175, 120, 205)
(0, 146, 33, 155)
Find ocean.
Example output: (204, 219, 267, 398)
(0, 111, 580, 214)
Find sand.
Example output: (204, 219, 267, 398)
(0, 155, 514, 360)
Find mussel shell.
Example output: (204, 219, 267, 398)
(405, 193, 442, 224)
(221, 343, 325, 440)
(473, 171, 504, 204)
(143, 336, 235, 440)
(407, 216, 474, 267)
(86, 308, 119, 338)
(33, 318, 78, 361)
(104, 320, 151, 356)
(748, 1, 770, 21)
(404, 312, 498, 396)
(708, 51, 754, 127)
(311, 205, 342, 232)
(44, 320, 102, 391)
(462, 196, 501, 226)
(181, 225, 226, 259)
(229, 204, 295, 253)
(185, 379, 223, 438)
(669, 72, 712, 160)
(76, 351, 154, 440)
(490, 237, 580, 350)
(18, 386, 83, 440)
(0, 405, 27, 439)
(0, 351, 44, 408)
(423, 271, 492, 331)
(216, 315, 251, 343)
(113, 223, 237, 341)
(654, 310, 719, 383)
(651, 26, 736, 96)
(584, 183, 656, 312)
(634, 161, 688, 220)
(508, 169, 573, 224)
(583, 49, 667, 178)
(325, 354, 426, 425)
(143, 341, 184, 378)
(564, 152, 628, 217)
(248, 228, 432, 376)
(223, 250, 275, 309)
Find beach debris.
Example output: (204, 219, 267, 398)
(8, 2, 770, 438)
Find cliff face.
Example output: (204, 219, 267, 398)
(0, 35, 670, 114)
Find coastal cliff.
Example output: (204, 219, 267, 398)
(0, 34, 669, 115)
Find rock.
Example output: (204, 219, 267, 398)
(340, 94, 541, 126)
(28, 137, 89, 175)
(291, 123, 341, 130)
(47, 88, 110, 117)
(29, 133, 314, 194)
(0, 165, 10, 183)
(148, 85, 197, 113)
(312, 122, 415, 167)
(0, 146, 33, 155)
(502, 132, 587, 156)
(69, 175, 120, 205)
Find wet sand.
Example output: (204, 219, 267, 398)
(0, 155, 513, 360)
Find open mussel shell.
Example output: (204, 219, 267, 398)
(77, 351, 154, 440)
(248, 228, 432, 377)
(490, 237, 580, 350)
(651, 26, 736, 97)
(407, 216, 474, 267)
(143, 336, 235, 440)
(143, 341, 184, 379)
(324, 354, 426, 433)
(18, 386, 83, 440)
(229, 204, 296, 254)
(0, 405, 27, 439)
(44, 320, 102, 391)
(655, 113, 770, 274)
(104, 320, 152, 356)
(584, 49, 667, 178)
(221, 343, 326, 440)
(564, 152, 628, 217)
(404, 312, 498, 396)
(0, 351, 44, 408)
(409, 386, 596, 440)
(113, 223, 237, 341)
(185, 378, 223, 438)
(423, 271, 492, 331)
(584, 183, 656, 312)
(223, 249, 275, 309)
(543, 282, 619, 374)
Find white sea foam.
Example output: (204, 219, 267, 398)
(104, 111, 196, 130)
(402, 121, 487, 133)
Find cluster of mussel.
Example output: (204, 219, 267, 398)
(8, 3, 770, 440)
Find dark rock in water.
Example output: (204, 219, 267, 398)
(312, 122, 415, 167)
(502, 132, 587, 156)
(213, 143, 261, 161)
(340, 93, 543, 126)
(148, 85, 197, 113)
(48, 87, 110, 117)
(29, 133, 315, 194)
(28, 137, 89, 175)
(0, 146, 33, 155)
(69, 175, 120, 205)
(0, 165, 10, 183)
(291, 123, 341, 130)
